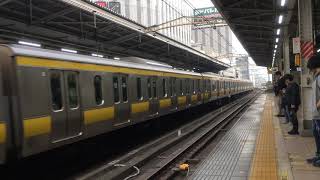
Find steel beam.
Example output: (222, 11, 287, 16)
(0, 0, 13, 7)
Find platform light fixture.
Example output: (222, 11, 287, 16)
(274, 50, 277, 53)
(278, 15, 283, 24)
(114, 57, 120, 60)
(92, 53, 104, 58)
(276, 38, 279, 43)
(61, 48, 77, 53)
(318, 49, 320, 53)
(281, 0, 286, 6)
(277, 29, 281, 35)
(275, 45, 278, 49)
(18, 41, 41, 47)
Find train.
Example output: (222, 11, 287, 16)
(0, 44, 253, 164)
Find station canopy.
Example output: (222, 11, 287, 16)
(211, 0, 278, 67)
(0, 0, 229, 72)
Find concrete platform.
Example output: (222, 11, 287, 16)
(189, 93, 320, 180)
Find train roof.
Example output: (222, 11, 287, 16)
(0, 44, 253, 83)
(1, 44, 202, 77)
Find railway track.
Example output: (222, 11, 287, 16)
(76, 91, 260, 180)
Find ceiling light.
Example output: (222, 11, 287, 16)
(276, 38, 279, 43)
(114, 57, 120, 60)
(274, 50, 277, 53)
(18, 41, 41, 47)
(61, 48, 77, 53)
(277, 29, 281, 35)
(281, 0, 286, 6)
(275, 45, 278, 48)
(92, 53, 104, 58)
(278, 15, 283, 24)
(318, 49, 320, 53)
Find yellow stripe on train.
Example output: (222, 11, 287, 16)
(0, 123, 6, 143)
(84, 106, 115, 125)
(178, 96, 187, 106)
(131, 102, 150, 114)
(160, 98, 171, 109)
(23, 116, 51, 138)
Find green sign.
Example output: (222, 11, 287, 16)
(194, 7, 219, 17)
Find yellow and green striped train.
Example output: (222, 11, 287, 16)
(0, 44, 253, 164)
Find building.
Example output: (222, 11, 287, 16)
(90, 0, 193, 46)
(235, 56, 250, 80)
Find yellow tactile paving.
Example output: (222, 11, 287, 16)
(249, 98, 278, 180)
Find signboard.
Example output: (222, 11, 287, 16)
(94, 1, 107, 8)
(91, 0, 121, 14)
(292, 37, 300, 54)
(108, 1, 121, 14)
(193, 7, 226, 29)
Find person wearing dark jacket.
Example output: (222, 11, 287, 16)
(283, 74, 301, 135)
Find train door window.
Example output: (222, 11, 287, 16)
(137, 77, 143, 100)
(203, 80, 207, 92)
(122, 76, 128, 102)
(50, 71, 63, 111)
(67, 72, 79, 109)
(212, 81, 215, 91)
(147, 78, 152, 99)
(168, 78, 172, 97)
(185, 79, 189, 94)
(94, 75, 103, 105)
(113, 76, 120, 103)
(179, 79, 183, 95)
(197, 79, 200, 92)
(192, 80, 195, 94)
(162, 78, 167, 97)
(207, 80, 210, 91)
(152, 79, 157, 98)
(172, 78, 176, 96)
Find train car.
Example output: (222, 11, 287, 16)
(0, 44, 253, 164)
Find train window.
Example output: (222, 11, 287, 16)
(147, 78, 152, 99)
(94, 75, 103, 105)
(67, 73, 79, 109)
(197, 79, 200, 92)
(162, 79, 167, 97)
(113, 77, 119, 103)
(50, 72, 63, 111)
(203, 80, 207, 92)
(212, 81, 215, 91)
(152, 79, 157, 98)
(122, 77, 128, 102)
(137, 77, 143, 100)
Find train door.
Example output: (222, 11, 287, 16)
(113, 74, 130, 126)
(49, 70, 82, 142)
(149, 77, 159, 116)
(169, 77, 177, 109)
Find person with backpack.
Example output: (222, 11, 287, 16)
(283, 74, 301, 135)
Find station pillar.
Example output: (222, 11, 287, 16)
(283, 28, 291, 74)
(298, 0, 314, 135)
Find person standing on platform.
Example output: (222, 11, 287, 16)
(274, 71, 286, 117)
(283, 74, 300, 134)
(306, 54, 320, 167)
